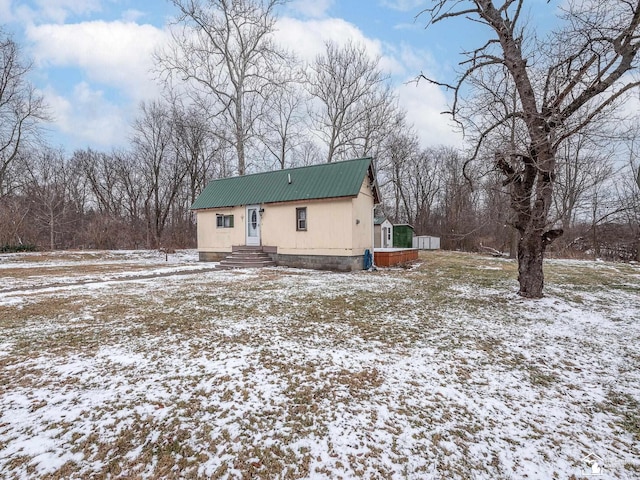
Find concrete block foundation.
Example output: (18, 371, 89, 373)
(271, 253, 363, 271)
(198, 251, 227, 262)
(199, 248, 365, 271)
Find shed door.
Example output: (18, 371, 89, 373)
(383, 225, 392, 247)
(246, 205, 261, 246)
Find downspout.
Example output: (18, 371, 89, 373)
(370, 204, 377, 271)
(369, 160, 378, 271)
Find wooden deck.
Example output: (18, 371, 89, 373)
(374, 248, 419, 267)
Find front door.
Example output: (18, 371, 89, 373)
(246, 205, 261, 246)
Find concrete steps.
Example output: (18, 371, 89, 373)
(217, 246, 276, 269)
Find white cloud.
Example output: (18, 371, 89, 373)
(0, 0, 13, 23)
(26, 20, 165, 100)
(395, 43, 437, 74)
(275, 17, 378, 62)
(25, 19, 167, 148)
(11, 0, 102, 24)
(396, 79, 463, 148)
(275, 16, 404, 75)
(380, 0, 426, 12)
(37, 0, 102, 22)
(43, 82, 132, 148)
(288, 0, 333, 18)
(393, 21, 421, 31)
(122, 9, 145, 23)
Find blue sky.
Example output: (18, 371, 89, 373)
(0, 0, 554, 153)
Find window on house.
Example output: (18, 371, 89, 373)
(216, 214, 234, 228)
(296, 207, 307, 231)
(387, 227, 391, 241)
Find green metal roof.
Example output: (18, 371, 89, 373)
(191, 157, 380, 210)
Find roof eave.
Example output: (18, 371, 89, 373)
(191, 194, 361, 211)
(368, 162, 381, 205)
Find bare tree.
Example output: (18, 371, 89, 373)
(634, 159, 640, 260)
(306, 40, 391, 163)
(552, 133, 615, 247)
(616, 132, 640, 260)
(387, 131, 422, 221)
(260, 77, 308, 169)
(170, 97, 225, 203)
(347, 84, 402, 160)
(437, 148, 482, 250)
(632, 144, 640, 260)
(480, 169, 513, 254)
(403, 148, 443, 234)
(159, 0, 287, 175)
(0, 192, 31, 246)
(23, 148, 75, 250)
(420, 0, 640, 297)
(75, 148, 124, 217)
(113, 150, 147, 247)
(0, 29, 48, 196)
(132, 100, 188, 248)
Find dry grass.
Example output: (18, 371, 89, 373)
(0, 250, 639, 479)
(0, 264, 157, 282)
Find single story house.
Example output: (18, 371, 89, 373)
(374, 216, 393, 248)
(190, 157, 380, 271)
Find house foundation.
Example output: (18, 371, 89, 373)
(199, 248, 365, 271)
(271, 253, 363, 271)
(198, 251, 227, 262)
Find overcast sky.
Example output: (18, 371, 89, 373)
(0, 0, 554, 153)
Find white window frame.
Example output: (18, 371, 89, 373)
(216, 214, 234, 228)
(296, 207, 307, 231)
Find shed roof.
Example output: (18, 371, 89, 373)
(191, 157, 380, 210)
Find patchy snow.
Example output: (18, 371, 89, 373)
(0, 250, 639, 479)
(0, 248, 199, 267)
(0, 249, 219, 302)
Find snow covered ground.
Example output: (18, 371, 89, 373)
(0, 250, 638, 479)
(0, 249, 215, 295)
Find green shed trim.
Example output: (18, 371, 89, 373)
(392, 224, 415, 248)
(190, 157, 380, 210)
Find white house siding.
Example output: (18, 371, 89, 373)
(196, 205, 245, 259)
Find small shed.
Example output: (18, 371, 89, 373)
(393, 224, 414, 248)
(374, 216, 393, 248)
(413, 235, 440, 250)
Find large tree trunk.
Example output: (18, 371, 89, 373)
(498, 150, 563, 298)
(517, 228, 545, 298)
(517, 225, 564, 297)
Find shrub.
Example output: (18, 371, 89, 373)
(0, 244, 37, 253)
